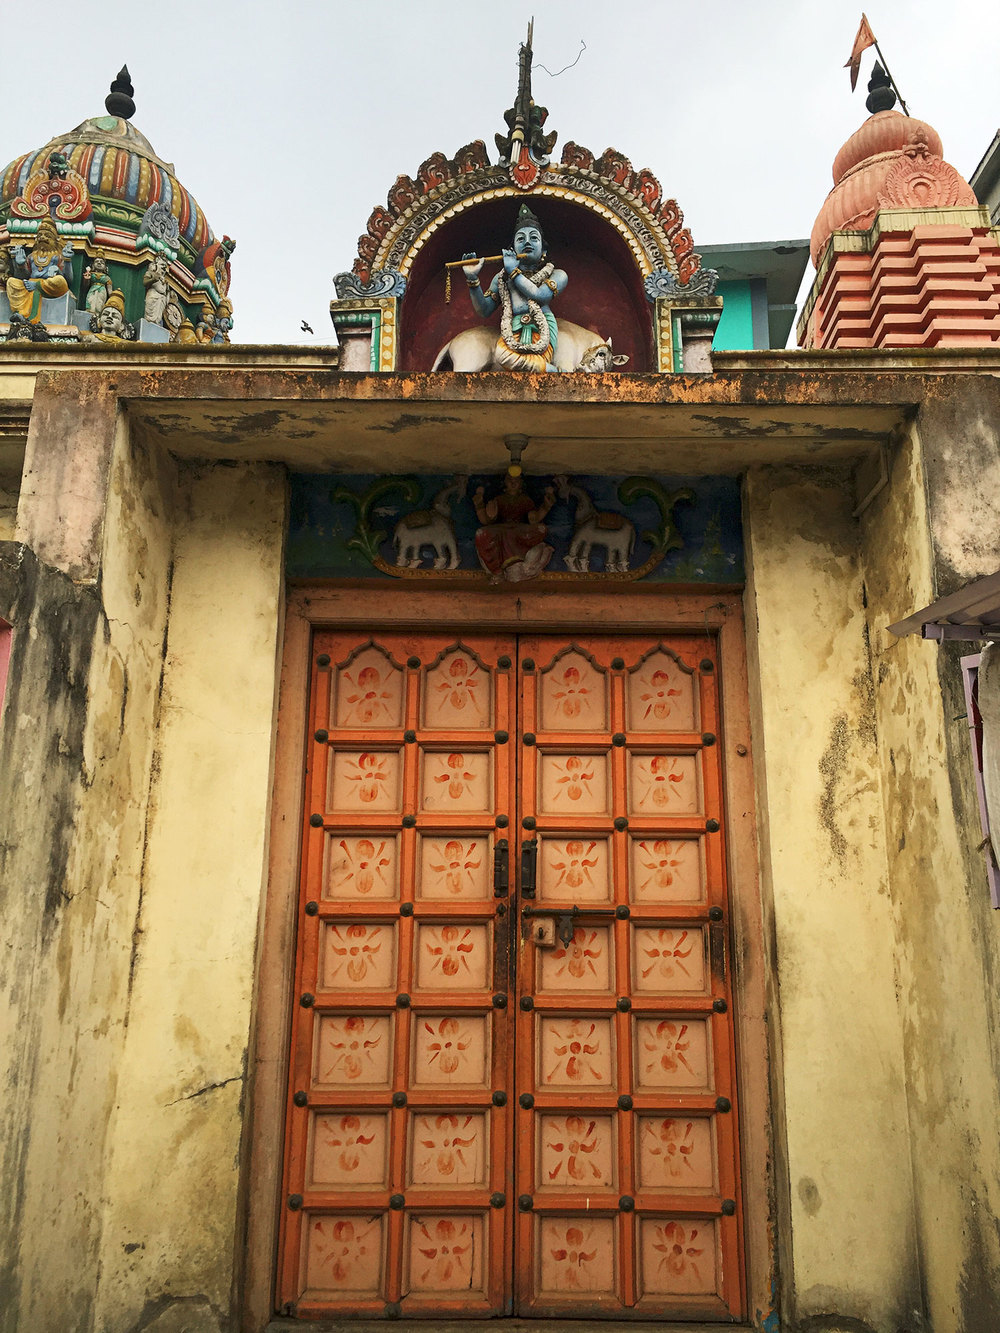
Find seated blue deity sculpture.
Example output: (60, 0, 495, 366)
(461, 204, 567, 372)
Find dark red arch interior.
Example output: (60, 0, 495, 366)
(398, 195, 654, 373)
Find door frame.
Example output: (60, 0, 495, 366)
(242, 586, 774, 1330)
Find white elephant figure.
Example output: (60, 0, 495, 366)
(555, 475, 636, 574)
(432, 318, 629, 373)
(393, 477, 465, 569)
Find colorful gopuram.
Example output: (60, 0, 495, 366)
(0, 67, 234, 344)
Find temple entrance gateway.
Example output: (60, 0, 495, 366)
(278, 630, 745, 1321)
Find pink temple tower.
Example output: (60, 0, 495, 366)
(799, 62, 1000, 349)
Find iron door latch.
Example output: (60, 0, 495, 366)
(522, 903, 622, 947)
(493, 838, 509, 897)
(520, 837, 537, 899)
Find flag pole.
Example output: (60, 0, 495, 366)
(870, 37, 909, 116)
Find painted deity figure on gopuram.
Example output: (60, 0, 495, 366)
(6, 216, 74, 323)
(461, 204, 567, 372)
(473, 469, 556, 582)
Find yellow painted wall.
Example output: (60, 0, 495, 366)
(94, 461, 285, 1332)
(860, 421, 1000, 1333)
(744, 466, 921, 1330)
(4, 415, 176, 1328)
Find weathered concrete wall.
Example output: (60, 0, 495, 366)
(860, 409, 1000, 1333)
(0, 416, 176, 1331)
(744, 466, 921, 1332)
(919, 377, 1000, 595)
(94, 461, 285, 1333)
(0, 479, 18, 541)
(15, 374, 121, 582)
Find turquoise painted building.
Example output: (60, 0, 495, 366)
(700, 240, 809, 350)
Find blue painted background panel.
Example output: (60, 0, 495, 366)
(287, 473, 743, 584)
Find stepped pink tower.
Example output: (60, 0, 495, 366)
(799, 62, 1000, 348)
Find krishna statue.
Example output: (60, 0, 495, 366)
(460, 204, 567, 372)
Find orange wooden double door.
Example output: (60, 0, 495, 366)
(278, 630, 745, 1321)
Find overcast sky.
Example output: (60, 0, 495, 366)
(3, 0, 998, 345)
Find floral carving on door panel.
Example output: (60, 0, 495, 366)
(538, 926, 612, 992)
(539, 838, 610, 902)
(309, 1112, 388, 1188)
(539, 1218, 616, 1293)
(416, 924, 490, 989)
(321, 923, 396, 990)
(305, 1215, 384, 1295)
(422, 647, 491, 730)
(417, 836, 489, 899)
(538, 1114, 615, 1187)
(539, 650, 607, 731)
(412, 1015, 489, 1087)
(406, 1216, 486, 1293)
(639, 1219, 718, 1295)
(421, 751, 491, 812)
(325, 836, 397, 900)
(636, 1018, 711, 1091)
(539, 1017, 614, 1088)
(330, 751, 402, 812)
(409, 1112, 487, 1186)
(630, 838, 703, 904)
(334, 645, 404, 729)
(638, 1116, 715, 1191)
(627, 649, 697, 731)
(632, 927, 705, 993)
(314, 1014, 392, 1088)
(539, 754, 609, 815)
(629, 754, 699, 814)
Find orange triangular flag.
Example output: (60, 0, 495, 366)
(845, 14, 877, 90)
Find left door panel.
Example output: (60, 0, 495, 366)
(278, 633, 516, 1319)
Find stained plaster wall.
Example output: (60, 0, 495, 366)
(859, 395, 1000, 1333)
(94, 460, 285, 1333)
(0, 411, 176, 1330)
(744, 466, 921, 1332)
(0, 478, 18, 541)
(0, 374, 286, 1331)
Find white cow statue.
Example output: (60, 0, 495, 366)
(555, 475, 636, 574)
(392, 477, 465, 569)
(432, 318, 629, 373)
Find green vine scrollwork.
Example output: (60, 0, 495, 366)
(331, 477, 422, 566)
(618, 476, 694, 555)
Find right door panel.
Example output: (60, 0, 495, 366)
(514, 634, 745, 1321)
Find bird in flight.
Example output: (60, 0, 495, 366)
(300, 320, 314, 334)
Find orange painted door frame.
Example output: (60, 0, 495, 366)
(275, 624, 746, 1321)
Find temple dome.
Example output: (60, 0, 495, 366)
(810, 107, 976, 266)
(0, 68, 234, 343)
(1, 111, 214, 262)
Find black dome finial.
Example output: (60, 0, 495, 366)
(105, 66, 136, 119)
(866, 61, 896, 114)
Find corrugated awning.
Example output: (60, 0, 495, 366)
(889, 569, 1000, 640)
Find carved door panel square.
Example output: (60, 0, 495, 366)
(325, 834, 399, 901)
(280, 630, 745, 1323)
(408, 1112, 490, 1188)
(308, 1112, 390, 1190)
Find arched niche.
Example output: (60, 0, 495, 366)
(399, 194, 654, 373)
